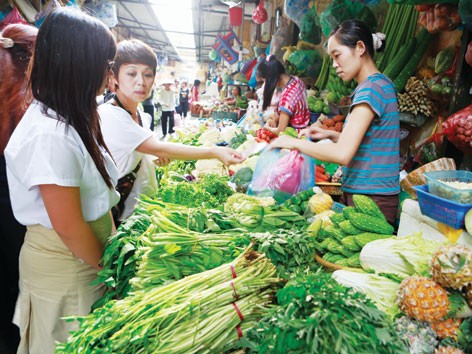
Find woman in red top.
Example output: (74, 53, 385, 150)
(257, 55, 310, 134)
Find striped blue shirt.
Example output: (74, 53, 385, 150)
(342, 73, 400, 195)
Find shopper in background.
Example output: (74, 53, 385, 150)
(141, 87, 155, 130)
(271, 19, 400, 223)
(0, 23, 37, 354)
(100, 39, 244, 225)
(190, 78, 200, 113)
(178, 80, 190, 126)
(157, 80, 176, 137)
(225, 85, 248, 120)
(257, 55, 310, 134)
(4, 9, 119, 353)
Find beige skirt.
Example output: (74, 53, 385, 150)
(16, 214, 112, 354)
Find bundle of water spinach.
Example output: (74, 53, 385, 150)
(56, 246, 282, 354)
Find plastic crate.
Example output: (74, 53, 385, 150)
(424, 170, 472, 204)
(414, 185, 472, 229)
(213, 111, 238, 122)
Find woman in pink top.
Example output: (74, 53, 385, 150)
(257, 56, 310, 134)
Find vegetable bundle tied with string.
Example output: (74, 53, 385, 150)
(56, 246, 282, 354)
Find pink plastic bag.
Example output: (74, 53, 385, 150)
(249, 148, 314, 202)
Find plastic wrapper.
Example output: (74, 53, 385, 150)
(286, 49, 322, 78)
(85, 1, 118, 28)
(459, 0, 472, 31)
(248, 148, 315, 203)
(299, 6, 322, 45)
(442, 104, 472, 155)
(320, 0, 376, 36)
(284, 0, 311, 28)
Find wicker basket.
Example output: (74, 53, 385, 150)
(316, 182, 342, 196)
(315, 254, 362, 272)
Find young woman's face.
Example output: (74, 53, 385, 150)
(114, 63, 155, 102)
(327, 35, 362, 82)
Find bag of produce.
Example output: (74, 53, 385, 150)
(284, 0, 311, 28)
(320, 0, 368, 36)
(248, 148, 314, 203)
(442, 104, 472, 155)
(299, 6, 322, 45)
(286, 49, 322, 78)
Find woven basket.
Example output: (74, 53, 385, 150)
(316, 183, 342, 196)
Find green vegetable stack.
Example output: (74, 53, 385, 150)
(315, 195, 394, 268)
(281, 188, 315, 215)
(325, 65, 356, 104)
(307, 95, 329, 114)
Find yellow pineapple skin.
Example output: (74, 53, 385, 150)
(431, 244, 472, 290)
(398, 276, 449, 323)
(431, 317, 462, 340)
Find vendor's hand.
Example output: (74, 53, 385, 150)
(154, 156, 171, 167)
(269, 134, 298, 150)
(215, 147, 245, 165)
(299, 125, 332, 141)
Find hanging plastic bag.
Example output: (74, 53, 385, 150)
(320, 0, 366, 36)
(248, 148, 315, 203)
(286, 49, 322, 78)
(252, 0, 268, 24)
(299, 6, 322, 45)
(85, 0, 118, 28)
(459, 0, 472, 31)
(442, 104, 472, 155)
(269, 17, 291, 63)
(0, 7, 28, 30)
(284, 0, 311, 28)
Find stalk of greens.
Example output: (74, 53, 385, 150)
(56, 247, 282, 354)
(237, 268, 409, 354)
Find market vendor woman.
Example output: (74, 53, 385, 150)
(270, 19, 400, 224)
(225, 85, 248, 119)
(257, 55, 310, 134)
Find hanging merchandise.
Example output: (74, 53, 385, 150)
(284, 0, 311, 28)
(286, 49, 322, 78)
(35, 0, 62, 27)
(213, 30, 241, 65)
(227, 2, 243, 26)
(320, 0, 367, 36)
(0, 7, 28, 30)
(0, 5, 12, 22)
(85, 0, 118, 28)
(252, 0, 268, 24)
(208, 49, 218, 61)
(269, 17, 292, 64)
(442, 105, 472, 155)
(299, 6, 322, 45)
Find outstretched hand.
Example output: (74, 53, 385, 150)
(299, 125, 332, 141)
(268, 134, 298, 150)
(216, 147, 245, 165)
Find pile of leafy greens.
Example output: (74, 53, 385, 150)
(238, 269, 408, 354)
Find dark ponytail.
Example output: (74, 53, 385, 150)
(257, 56, 285, 111)
(329, 19, 385, 59)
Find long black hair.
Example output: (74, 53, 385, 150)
(329, 19, 384, 59)
(256, 56, 285, 111)
(30, 8, 116, 188)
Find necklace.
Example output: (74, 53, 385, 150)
(113, 94, 143, 127)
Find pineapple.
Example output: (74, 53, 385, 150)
(394, 316, 438, 354)
(434, 346, 465, 354)
(398, 276, 449, 323)
(431, 245, 472, 290)
(431, 318, 462, 340)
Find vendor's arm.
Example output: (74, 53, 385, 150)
(40, 185, 104, 269)
(270, 103, 374, 165)
(265, 111, 290, 135)
(136, 137, 245, 165)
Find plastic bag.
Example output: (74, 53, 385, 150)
(286, 49, 322, 78)
(459, 0, 472, 31)
(320, 0, 365, 36)
(299, 6, 322, 45)
(35, 0, 62, 27)
(284, 0, 311, 28)
(442, 104, 472, 155)
(248, 148, 315, 203)
(85, 0, 118, 28)
(0, 7, 27, 30)
(269, 17, 291, 64)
